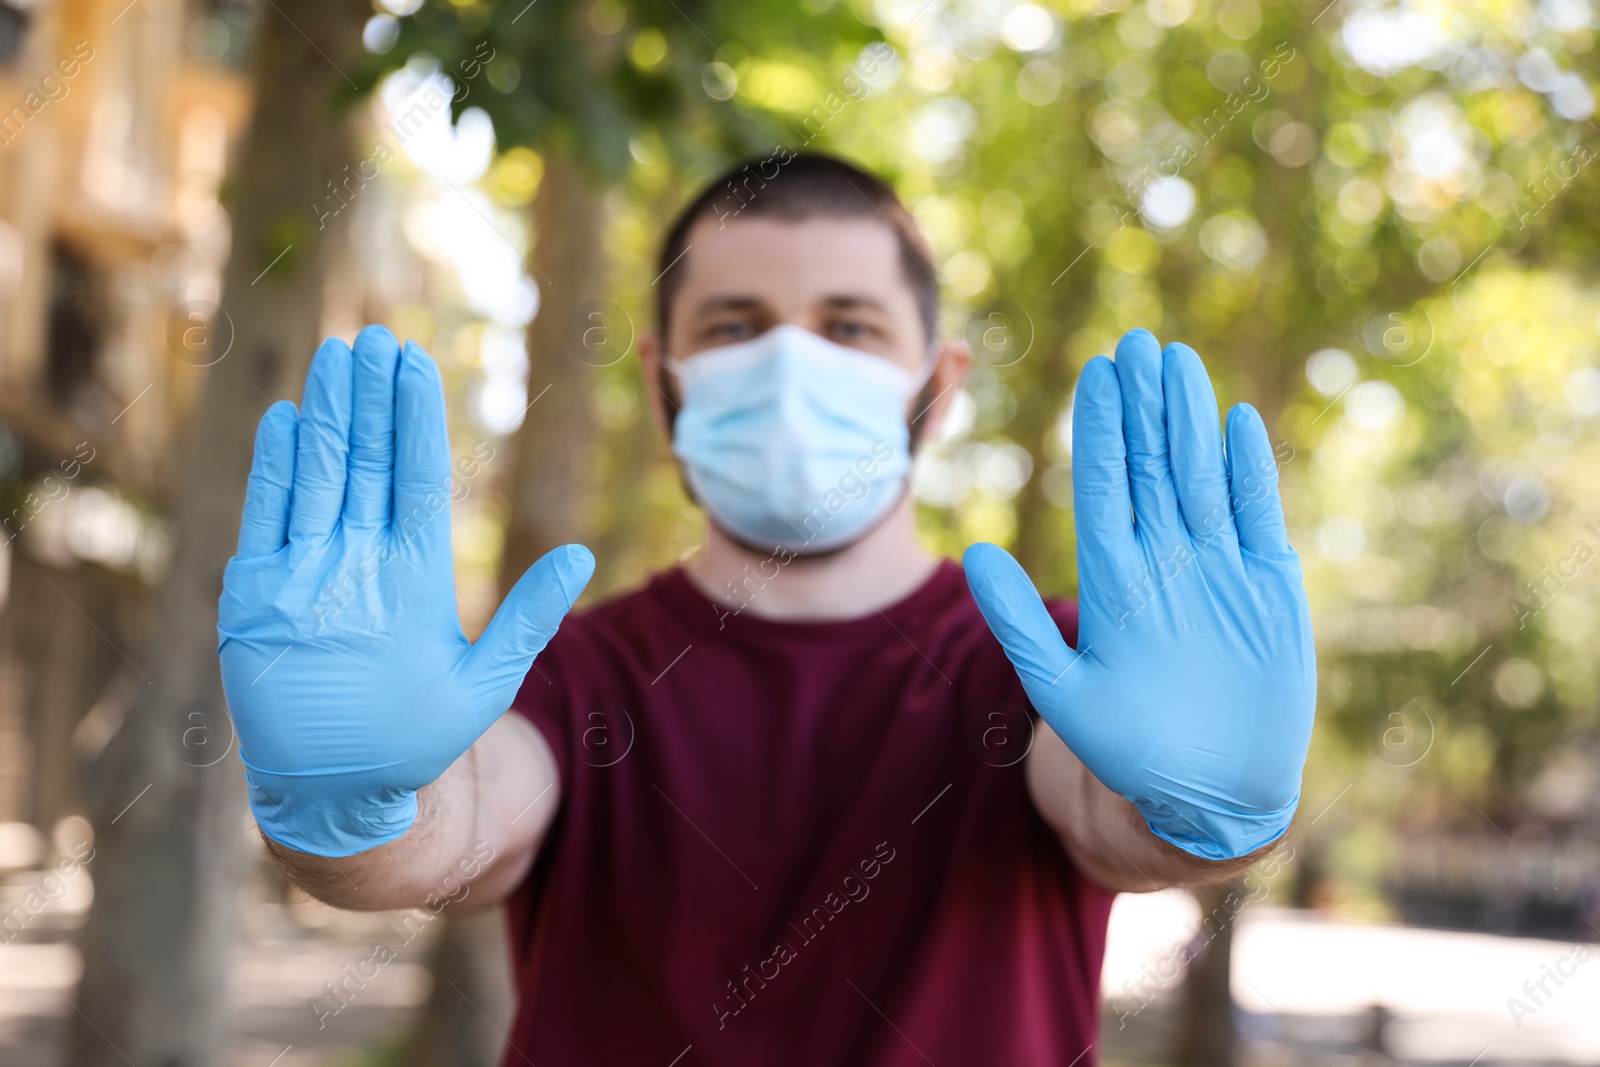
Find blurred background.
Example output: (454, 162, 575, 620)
(0, 0, 1597, 1064)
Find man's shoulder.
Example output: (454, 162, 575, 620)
(532, 566, 702, 669)
(510, 570, 685, 718)
(564, 566, 696, 634)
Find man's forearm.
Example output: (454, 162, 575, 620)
(1026, 725, 1282, 893)
(261, 713, 559, 912)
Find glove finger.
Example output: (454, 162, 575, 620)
(1113, 328, 1185, 548)
(466, 544, 595, 731)
(1071, 355, 1139, 582)
(345, 325, 401, 529)
(237, 401, 298, 557)
(963, 543, 1082, 722)
(1162, 342, 1241, 563)
(1225, 403, 1293, 559)
(392, 340, 454, 558)
(289, 338, 353, 542)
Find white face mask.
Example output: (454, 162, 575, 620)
(666, 325, 933, 555)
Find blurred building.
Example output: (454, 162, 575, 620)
(0, 0, 249, 856)
(1388, 829, 1600, 940)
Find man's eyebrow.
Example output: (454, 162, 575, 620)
(689, 292, 891, 316)
(819, 293, 890, 313)
(692, 295, 768, 315)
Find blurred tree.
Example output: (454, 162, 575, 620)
(68, 2, 369, 1064)
(1172, 878, 1243, 1066)
(402, 910, 516, 1067)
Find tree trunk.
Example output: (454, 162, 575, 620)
(409, 152, 609, 1067)
(496, 155, 607, 587)
(67, 3, 366, 1064)
(1170, 878, 1242, 1067)
(403, 910, 517, 1067)
(4, 555, 133, 833)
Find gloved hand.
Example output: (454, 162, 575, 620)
(965, 328, 1315, 861)
(218, 326, 593, 858)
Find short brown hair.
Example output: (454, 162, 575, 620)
(652, 151, 940, 348)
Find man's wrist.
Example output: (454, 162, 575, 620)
(247, 773, 419, 859)
(255, 749, 485, 909)
(1132, 805, 1292, 885)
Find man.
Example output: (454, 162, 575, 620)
(219, 153, 1315, 1064)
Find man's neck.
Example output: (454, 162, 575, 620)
(682, 496, 940, 621)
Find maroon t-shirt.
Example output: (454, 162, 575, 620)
(505, 558, 1114, 1066)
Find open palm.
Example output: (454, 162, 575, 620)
(218, 326, 591, 858)
(966, 328, 1315, 861)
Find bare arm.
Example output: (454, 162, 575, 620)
(262, 713, 559, 912)
(1025, 723, 1281, 894)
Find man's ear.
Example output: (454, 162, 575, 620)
(911, 336, 972, 442)
(638, 330, 675, 436)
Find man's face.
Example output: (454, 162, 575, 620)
(638, 209, 971, 523)
(662, 214, 929, 372)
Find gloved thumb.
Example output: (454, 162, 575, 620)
(467, 544, 595, 713)
(963, 543, 1084, 723)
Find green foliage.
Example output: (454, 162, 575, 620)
(348, 0, 881, 178)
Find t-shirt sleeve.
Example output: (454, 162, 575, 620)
(503, 626, 582, 961)
(509, 631, 577, 790)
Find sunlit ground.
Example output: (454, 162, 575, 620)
(3, 847, 1596, 1067)
(1101, 891, 1600, 1066)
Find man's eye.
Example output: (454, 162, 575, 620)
(707, 321, 755, 342)
(829, 320, 872, 342)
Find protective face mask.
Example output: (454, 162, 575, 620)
(667, 324, 931, 555)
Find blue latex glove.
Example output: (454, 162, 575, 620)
(965, 328, 1315, 861)
(218, 326, 593, 857)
